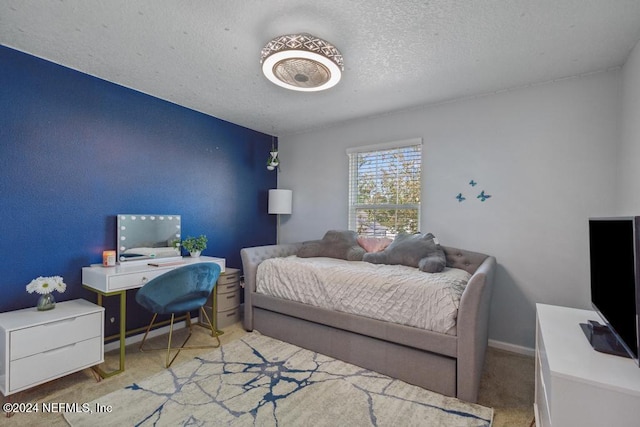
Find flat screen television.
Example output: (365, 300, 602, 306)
(585, 216, 640, 365)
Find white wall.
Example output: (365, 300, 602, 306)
(278, 70, 621, 350)
(618, 40, 640, 212)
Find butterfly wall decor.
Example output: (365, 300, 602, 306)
(455, 180, 493, 203)
(477, 190, 491, 202)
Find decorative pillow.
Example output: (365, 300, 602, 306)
(362, 232, 446, 273)
(357, 236, 393, 253)
(297, 230, 365, 261)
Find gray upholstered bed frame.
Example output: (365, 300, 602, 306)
(241, 243, 496, 403)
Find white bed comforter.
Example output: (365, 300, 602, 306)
(256, 256, 472, 335)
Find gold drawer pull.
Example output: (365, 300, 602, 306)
(226, 295, 235, 300)
(225, 312, 237, 317)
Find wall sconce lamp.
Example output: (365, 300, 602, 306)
(267, 150, 279, 171)
(267, 136, 279, 171)
(268, 189, 293, 244)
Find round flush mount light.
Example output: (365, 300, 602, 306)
(261, 33, 344, 92)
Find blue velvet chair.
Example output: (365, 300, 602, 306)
(135, 262, 222, 367)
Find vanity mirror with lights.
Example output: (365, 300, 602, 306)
(117, 214, 182, 263)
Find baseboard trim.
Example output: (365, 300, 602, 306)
(104, 317, 197, 353)
(488, 339, 535, 357)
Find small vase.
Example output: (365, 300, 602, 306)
(37, 293, 56, 311)
(190, 251, 201, 258)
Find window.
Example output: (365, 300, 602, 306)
(347, 138, 422, 237)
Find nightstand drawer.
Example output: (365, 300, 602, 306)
(218, 281, 239, 295)
(10, 336, 103, 393)
(218, 269, 240, 286)
(217, 308, 241, 328)
(10, 311, 102, 360)
(217, 291, 240, 311)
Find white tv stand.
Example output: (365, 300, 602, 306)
(535, 303, 640, 427)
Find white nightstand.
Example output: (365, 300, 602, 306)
(0, 299, 104, 398)
(200, 268, 241, 330)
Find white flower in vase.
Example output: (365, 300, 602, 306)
(26, 276, 67, 311)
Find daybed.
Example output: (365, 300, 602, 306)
(241, 232, 496, 403)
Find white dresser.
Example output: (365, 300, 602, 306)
(0, 299, 104, 397)
(535, 303, 640, 427)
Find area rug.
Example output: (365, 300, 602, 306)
(65, 333, 493, 426)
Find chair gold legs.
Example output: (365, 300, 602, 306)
(139, 309, 222, 368)
(199, 306, 222, 343)
(164, 313, 192, 367)
(139, 312, 159, 353)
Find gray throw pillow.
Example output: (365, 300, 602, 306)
(363, 232, 446, 273)
(297, 230, 365, 261)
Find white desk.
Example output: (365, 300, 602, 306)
(535, 303, 640, 427)
(82, 256, 225, 377)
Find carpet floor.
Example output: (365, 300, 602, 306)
(64, 332, 493, 426)
(0, 322, 534, 426)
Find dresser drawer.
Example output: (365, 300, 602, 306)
(10, 311, 102, 360)
(536, 324, 552, 411)
(218, 281, 239, 295)
(9, 336, 103, 393)
(535, 347, 552, 427)
(217, 291, 240, 311)
(218, 269, 240, 286)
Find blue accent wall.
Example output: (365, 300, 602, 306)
(0, 45, 277, 334)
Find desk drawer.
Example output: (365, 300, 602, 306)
(217, 291, 240, 311)
(10, 312, 102, 360)
(108, 269, 168, 291)
(9, 336, 103, 393)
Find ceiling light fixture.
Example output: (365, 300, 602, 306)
(261, 33, 344, 92)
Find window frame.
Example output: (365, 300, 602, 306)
(346, 137, 423, 237)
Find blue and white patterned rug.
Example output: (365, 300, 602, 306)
(65, 333, 493, 426)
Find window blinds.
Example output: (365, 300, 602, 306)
(347, 138, 422, 236)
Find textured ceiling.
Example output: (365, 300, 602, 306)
(1, 0, 640, 136)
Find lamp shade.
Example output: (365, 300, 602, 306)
(268, 189, 293, 214)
